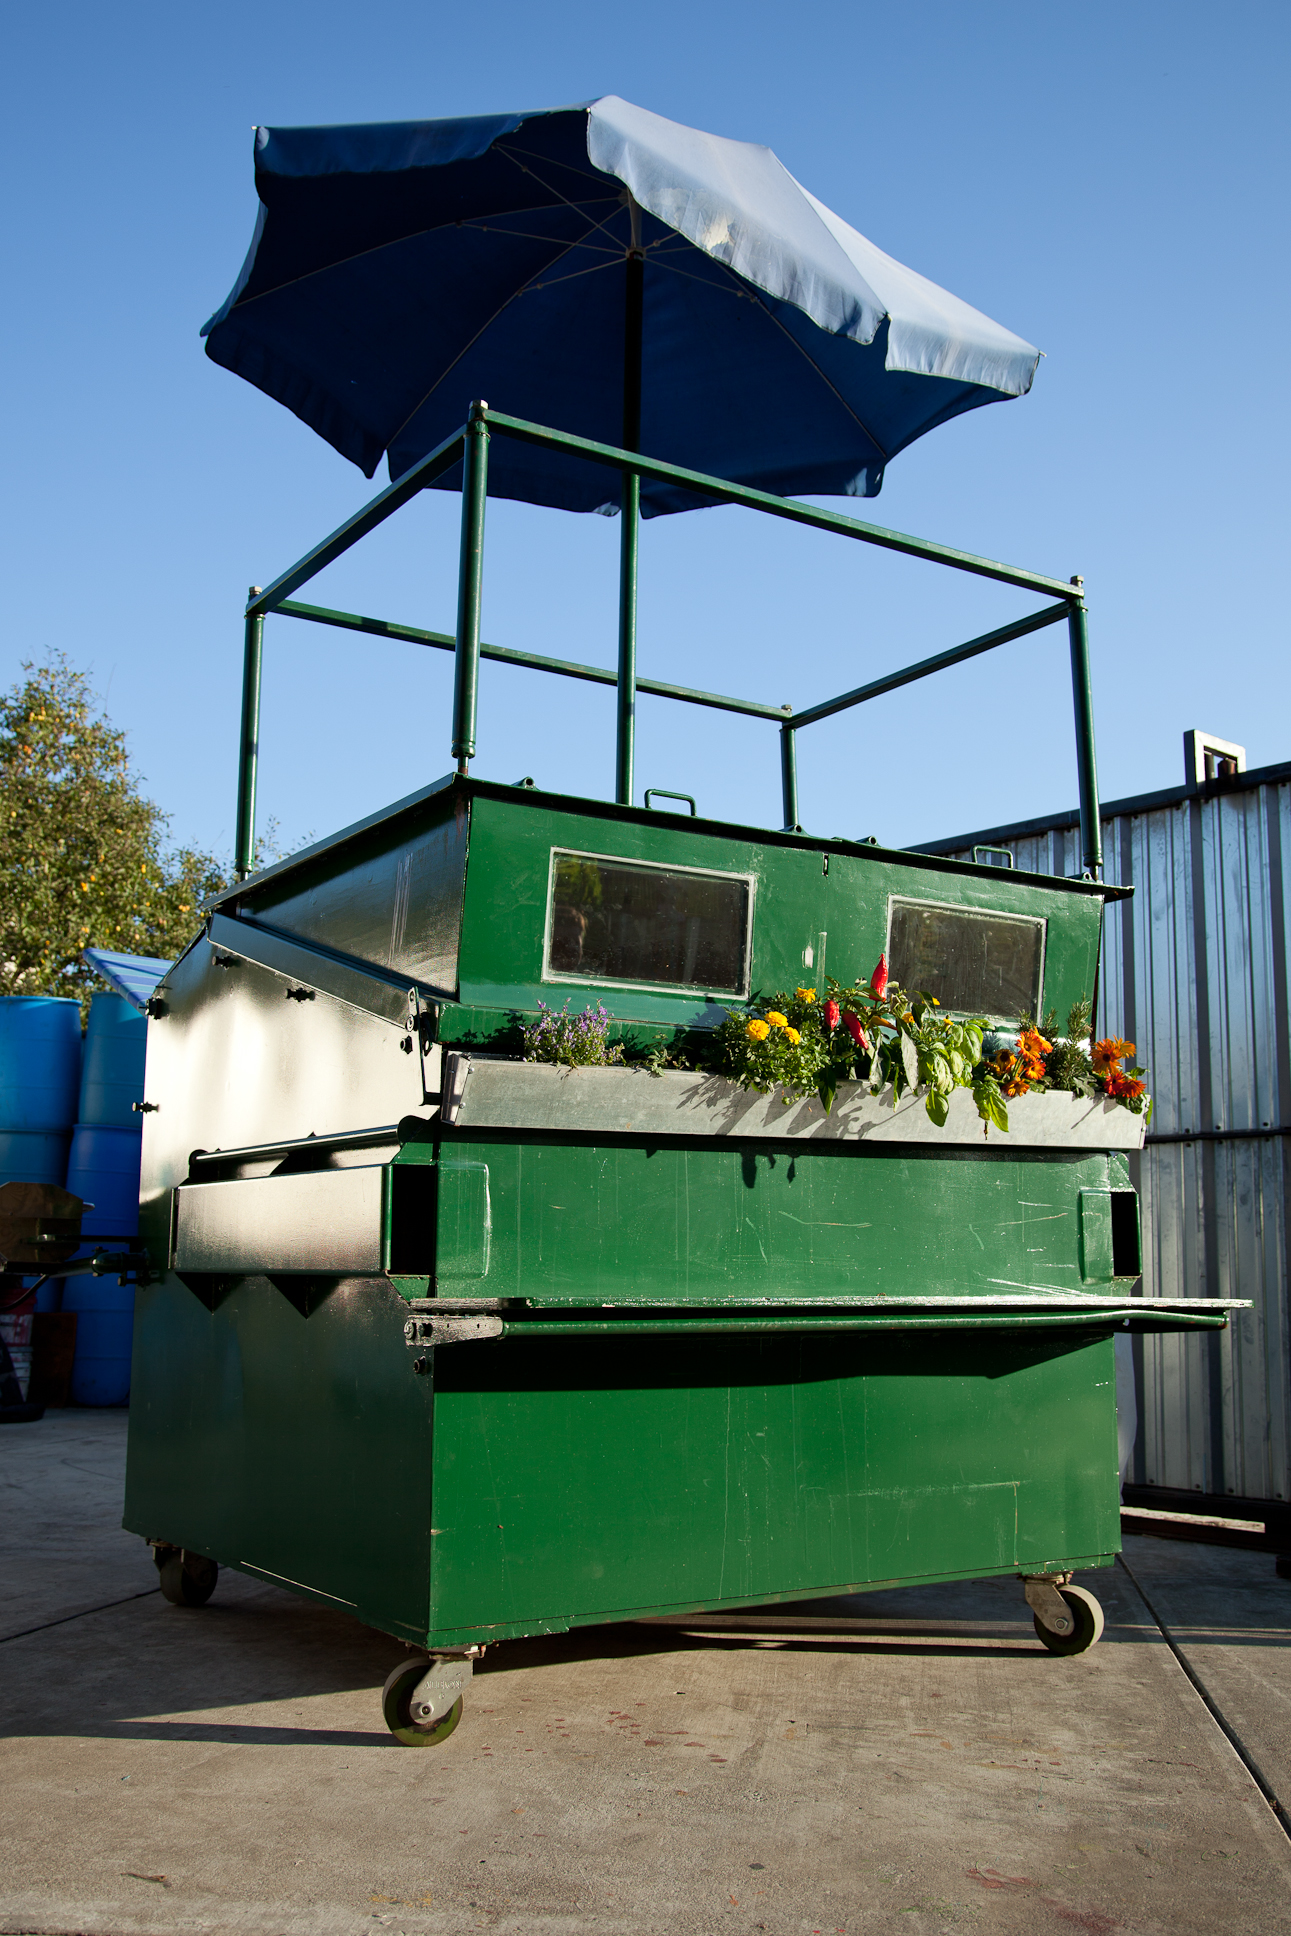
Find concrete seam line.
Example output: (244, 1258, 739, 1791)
(1115, 1551, 1289, 1841)
(0, 1587, 161, 1646)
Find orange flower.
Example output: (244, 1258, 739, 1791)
(992, 1051, 1031, 1098)
(783, 1027, 802, 1046)
(1105, 1071, 1146, 1101)
(1016, 1026, 1052, 1081)
(765, 1011, 789, 1029)
(746, 1019, 770, 1041)
(1092, 1037, 1135, 1075)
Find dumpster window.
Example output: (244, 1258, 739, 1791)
(886, 899, 1044, 1019)
(545, 851, 752, 994)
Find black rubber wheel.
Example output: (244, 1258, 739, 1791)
(381, 1661, 464, 1747)
(1033, 1584, 1104, 1656)
(156, 1549, 219, 1607)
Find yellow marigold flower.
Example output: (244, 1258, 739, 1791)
(784, 1026, 801, 1045)
(795, 987, 817, 1003)
(746, 1019, 771, 1041)
(765, 1011, 789, 1029)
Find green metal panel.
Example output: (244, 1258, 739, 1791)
(424, 1329, 1120, 1646)
(124, 1277, 1121, 1651)
(123, 1276, 435, 1644)
(453, 792, 1102, 1035)
(434, 1139, 1115, 1306)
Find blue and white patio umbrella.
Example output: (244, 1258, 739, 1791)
(202, 96, 1040, 516)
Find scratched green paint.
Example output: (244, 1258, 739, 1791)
(435, 1139, 1120, 1305)
(424, 1329, 1120, 1644)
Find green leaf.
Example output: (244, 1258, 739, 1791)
(817, 1076, 837, 1115)
(925, 1088, 950, 1127)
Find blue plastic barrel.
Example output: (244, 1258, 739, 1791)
(0, 997, 82, 1132)
(65, 1124, 142, 1239)
(62, 1277, 134, 1406)
(0, 1128, 71, 1186)
(78, 994, 148, 1127)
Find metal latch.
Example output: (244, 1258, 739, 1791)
(407, 1650, 477, 1727)
(404, 1313, 504, 1350)
(1023, 1573, 1075, 1636)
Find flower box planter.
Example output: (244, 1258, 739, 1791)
(442, 1054, 1147, 1150)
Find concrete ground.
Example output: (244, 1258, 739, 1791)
(2, 1412, 1289, 1936)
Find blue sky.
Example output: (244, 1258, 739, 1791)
(4, 2, 1287, 863)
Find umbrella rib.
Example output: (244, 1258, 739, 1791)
(381, 233, 616, 453)
(519, 259, 622, 295)
(220, 196, 617, 310)
(458, 220, 621, 254)
(740, 282, 890, 463)
(495, 145, 629, 256)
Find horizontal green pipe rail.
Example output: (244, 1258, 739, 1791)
(490, 1309, 1227, 1336)
(791, 602, 1071, 730)
(247, 428, 466, 619)
(275, 599, 792, 723)
(482, 408, 1078, 600)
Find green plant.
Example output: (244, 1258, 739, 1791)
(522, 1000, 625, 1068)
(710, 956, 994, 1128)
(985, 998, 1152, 1122)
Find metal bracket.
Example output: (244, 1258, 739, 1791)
(1023, 1573, 1075, 1636)
(440, 1051, 472, 1126)
(404, 1313, 504, 1348)
(410, 992, 442, 1104)
(407, 1650, 477, 1727)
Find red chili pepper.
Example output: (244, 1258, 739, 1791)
(824, 999, 840, 1030)
(869, 953, 889, 998)
(842, 1012, 870, 1052)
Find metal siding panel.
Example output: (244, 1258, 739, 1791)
(931, 777, 1291, 1512)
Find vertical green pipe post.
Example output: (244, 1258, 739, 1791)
(452, 405, 490, 773)
(234, 587, 264, 881)
(1066, 581, 1102, 878)
(780, 721, 799, 831)
(616, 200, 644, 807)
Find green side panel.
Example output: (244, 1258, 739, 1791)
(123, 1276, 434, 1643)
(436, 1140, 1112, 1305)
(452, 793, 1101, 1034)
(1079, 1188, 1116, 1283)
(426, 1330, 1120, 1644)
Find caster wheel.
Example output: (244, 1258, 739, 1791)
(1034, 1584, 1104, 1656)
(381, 1661, 464, 1747)
(155, 1545, 219, 1608)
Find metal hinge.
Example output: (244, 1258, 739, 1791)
(404, 1313, 503, 1350)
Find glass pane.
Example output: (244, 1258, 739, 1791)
(548, 853, 749, 992)
(888, 901, 1043, 1018)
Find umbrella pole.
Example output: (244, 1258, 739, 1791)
(234, 588, 264, 880)
(616, 198, 644, 807)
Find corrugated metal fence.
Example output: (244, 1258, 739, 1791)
(918, 760, 1291, 1516)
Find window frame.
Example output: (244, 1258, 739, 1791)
(542, 847, 757, 1000)
(884, 895, 1047, 1022)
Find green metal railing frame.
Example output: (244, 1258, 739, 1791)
(235, 401, 1102, 881)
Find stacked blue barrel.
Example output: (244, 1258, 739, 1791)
(63, 995, 148, 1405)
(0, 998, 83, 1411)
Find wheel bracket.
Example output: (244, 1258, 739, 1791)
(1023, 1574, 1075, 1636)
(407, 1648, 478, 1726)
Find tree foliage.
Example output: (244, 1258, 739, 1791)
(0, 655, 229, 998)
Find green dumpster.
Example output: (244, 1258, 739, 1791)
(124, 758, 1234, 1744)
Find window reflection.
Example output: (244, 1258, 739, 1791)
(548, 852, 750, 992)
